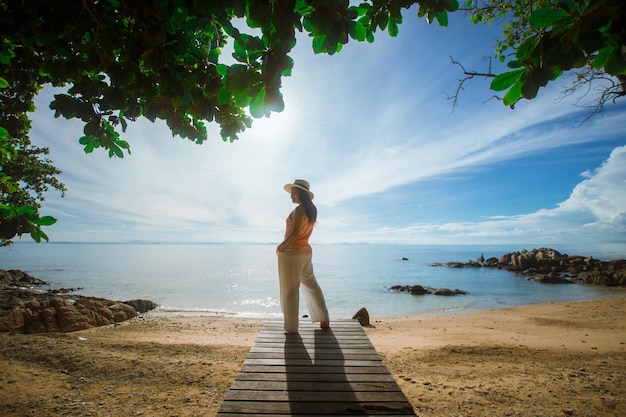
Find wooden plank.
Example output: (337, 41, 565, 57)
(258, 331, 371, 338)
(257, 329, 369, 343)
(251, 342, 375, 350)
(253, 345, 376, 352)
(217, 414, 416, 417)
(224, 390, 409, 402)
(247, 352, 382, 361)
(229, 380, 403, 392)
(216, 319, 416, 417)
(243, 358, 384, 367)
(233, 372, 398, 383)
(218, 400, 414, 415)
(239, 365, 390, 374)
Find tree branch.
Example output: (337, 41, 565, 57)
(447, 56, 496, 110)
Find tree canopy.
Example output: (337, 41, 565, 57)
(1, 0, 624, 245)
(466, 0, 626, 109)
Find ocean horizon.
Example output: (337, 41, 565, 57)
(2, 242, 624, 319)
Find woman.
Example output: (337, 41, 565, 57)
(276, 179, 330, 333)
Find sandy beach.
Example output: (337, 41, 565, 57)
(1, 295, 625, 417)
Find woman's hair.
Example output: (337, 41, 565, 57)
(297, 188, 317, 224)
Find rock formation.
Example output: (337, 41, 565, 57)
(0, 269, 157, 334)
(429, 247, 626, 286)
(389, 285, 467, 296)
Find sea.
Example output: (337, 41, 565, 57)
(1, 243, 624, 319)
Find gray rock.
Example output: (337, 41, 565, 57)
(352, 307, 370, 326)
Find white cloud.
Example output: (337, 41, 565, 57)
(342, 145, 626, 246)
(557, 145, 626, 223)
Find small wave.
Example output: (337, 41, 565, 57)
(151, 305, 281, 319)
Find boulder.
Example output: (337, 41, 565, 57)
(432, 288, 467, 296)
(124, 299, 159, 313)
(409, 285, 430, 295)
(0, 269, 49, 288)
(352, 307, 370, 327)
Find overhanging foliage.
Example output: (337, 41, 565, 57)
(1, 0, 624, 244)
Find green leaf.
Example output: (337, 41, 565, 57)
(218, 86, 231, 105)
(32, 216, 57, 226)
(0, 205, 14, 216)
(282, 56, 294, 76)
(16, 205, 37, 216)
(0, 77, 8, 88)
(377, 12, 388, 30)
(83, 137, 98, 153)
(312, 36, 326, 54)
(110, 145, 124, 158)
(516, 35, 540, 60)
(507, 60, 523, 69)
(503, 81, 522, 106)
(490, 69, 525, 92)
(208, 48, 220, 63)
(388, 19, 399, 37)
(216, 64, 229, 76)
(593, 46, 612, 69)
(604, 49, 626, 75)
(295, 0, 315, 15)
(521, 75, 539, 99)
(0, 126, 8, 139)
(249, 88, 266, 118)
(349, 21, 367, 41)
(529, 8, 570, 29)
(30, 230, 42, 243)
(30, 227, 49, 243)
(116, 140, 130, 149)
(244, 35, 265, 53)
(435, 11, 449, 27)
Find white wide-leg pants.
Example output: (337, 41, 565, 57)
(277, 252, 329, 333)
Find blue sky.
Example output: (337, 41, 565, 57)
(26, 11, 626, 249)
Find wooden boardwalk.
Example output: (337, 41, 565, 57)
(216, 319, 416, 416)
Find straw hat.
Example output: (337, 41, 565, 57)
(284, 179, 314, 199)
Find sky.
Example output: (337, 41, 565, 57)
(25, 11, 626, 251)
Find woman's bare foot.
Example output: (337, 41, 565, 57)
(320, 321, 330, 329)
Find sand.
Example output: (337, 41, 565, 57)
(1, 295, 625, 417)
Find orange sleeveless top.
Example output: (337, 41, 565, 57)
(283, 209, 313, 255)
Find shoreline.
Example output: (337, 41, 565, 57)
(2, 296, 625, 416)
(148, 287, 626, 320)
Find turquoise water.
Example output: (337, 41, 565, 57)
(1, 243, 624, 319)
